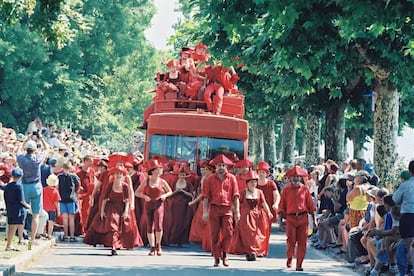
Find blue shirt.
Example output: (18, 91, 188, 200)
(1, 182, 26, 218)
(393, 176, 414, 214)
(17, 152, 46, 184)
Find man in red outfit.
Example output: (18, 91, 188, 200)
(202, 154, 240, 267)
(76, 155, 95, 234)
(278, 166, 316, 272)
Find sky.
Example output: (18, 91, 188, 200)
(144, 0, 182, 50)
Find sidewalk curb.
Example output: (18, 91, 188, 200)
(0, 238, 56, 276)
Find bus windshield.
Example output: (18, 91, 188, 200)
(148, 134, 244, 168)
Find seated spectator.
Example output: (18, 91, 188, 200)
(366, 195, 396, 276)
(314, 179, 347, 250)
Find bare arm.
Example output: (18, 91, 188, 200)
(134, 179, 151, 202)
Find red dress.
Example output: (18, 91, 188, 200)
(189, 200, 206, 243)
(163, 181, 194, 246)
(229, 189, 270, 256)
(257, 179, 278, 223)
(84, 182, 143, 249)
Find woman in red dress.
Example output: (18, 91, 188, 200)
(163, 167, 194, 246)
(84, 167, 143, 256)
(229, 171, 273, 261)
(188, 161, 214, 243)
(256, 161, 280, 253)
(135, 159, 172, 256)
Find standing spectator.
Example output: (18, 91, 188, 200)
(202, 154, 240, 267)
(278, 166, 316, 272)
(135, 159, 173, 256)
(346, 170, 371, 228)
(393, 160, 414, 275)
(42, 174, 61, 239)
(57, 161, 80, 242)
(16, 135, 49, 244)
(0, 168, 31, 251)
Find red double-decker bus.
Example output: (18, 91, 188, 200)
(143, 95, 248, 172)
(141, 46, 248, 171)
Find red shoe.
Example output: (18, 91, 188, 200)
(296, 267, 303, 271)
(222, 257, 229, 267)
(287, 258, 292, 268)
(156, 244, 162, 256)
(148, 247, 155, 256)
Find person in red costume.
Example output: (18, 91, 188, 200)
(164, 167, 194, 247)
(85, 160, 108, 231)
(278, 166, 317, 272)
(204, 65, 239, 115)
(229, 171, 273, 261)
(84, 167, 143, 256)
(256, 161, 280, 220)
(189, 160, 214, 243)
(234, 159, 254, 191)
(202, 154, 240, 267)
(256, 161, 280, 254)
(135, 159, 172, 256)
(76, 155, 95, 234)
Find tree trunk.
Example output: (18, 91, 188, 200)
(349, 128, 365, 159)
(263, 120, 277, 165)
(373, 79, 398, 184)
(305, 112, 321, 167)
(251, 122, 264, 163)
(281, 112, 297, 165)
(325, 102, 346, 162)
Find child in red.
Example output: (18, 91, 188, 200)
(43, 174, 61, 239)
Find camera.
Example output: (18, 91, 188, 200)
(32, 131, 40, 138)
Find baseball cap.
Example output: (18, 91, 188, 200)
(25, 140, 37, 150)
(12, 168, 23, 178)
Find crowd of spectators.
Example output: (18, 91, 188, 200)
(302, 157, 414, 276)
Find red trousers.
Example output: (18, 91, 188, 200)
(79, 194, 91, 233)
(204, 83, 224, 114)
(285, 214, 308, 268)
(208, 205, 233, 259)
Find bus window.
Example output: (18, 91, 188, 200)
(148, 134, 244, 165)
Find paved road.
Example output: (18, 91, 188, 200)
(17, 228, 358, 276)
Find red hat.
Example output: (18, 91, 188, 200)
(166, 60, 180, 68)
(285, 166, 308, 178)
(108, 152, 129, 168)
(245, 171, 259, 182)
(209, 154, 233, 166)
(108, 166, 126, 176)
(146, 159, 163, 171)
(124, 162, 133, 169)
(199, 159, 215, 171)
(178, 166, 190, 176)
(234, 159, 254, 168)
(256, 161, 270, 174)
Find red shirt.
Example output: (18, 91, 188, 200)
(43, 187, 61, 212)
(202, 172, 239, 207)
(278, 183, 315, 216)
(77, 168, 95, 195)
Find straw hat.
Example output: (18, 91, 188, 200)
(46, 174, 59, 187)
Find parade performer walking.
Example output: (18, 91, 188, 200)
(84, 166, 142, 255)
(278, 166, 316, 271)
(135, 159, 172, 256)
(202, 154, 240, 267)
(229, 171, 273, 260)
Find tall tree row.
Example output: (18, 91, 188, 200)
(0, 0, 159, 151)
(174, 0, 414, 182)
